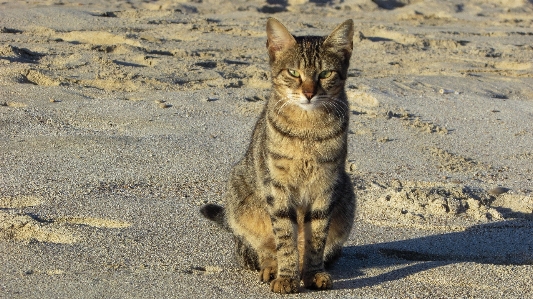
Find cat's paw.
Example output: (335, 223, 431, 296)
(270, 277, 299, 294)
(303, 272, 333, 290)
(259, 266, 277, 282)
(258, 258, 277, 282)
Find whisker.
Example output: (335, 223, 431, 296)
(273, 98, 285, 115)
(320, 101, 333, 115)
(277, 101, 290, 115)
(326, 99, 347, 122)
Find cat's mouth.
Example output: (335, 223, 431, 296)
(297, 98, 318, 111)
(297, 94, 333, 111)
(283, 91, 327, 112)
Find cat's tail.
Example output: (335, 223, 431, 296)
(200, 203, 230, 231)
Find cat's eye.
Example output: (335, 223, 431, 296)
(318, 70, 333, 79)
(287, 69, 300, 78)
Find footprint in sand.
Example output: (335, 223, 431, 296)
(24, 69, 60, 86)
(0, 195, 131, 244)
(56, 31, 142, 47)
(357, 180, 505, 230)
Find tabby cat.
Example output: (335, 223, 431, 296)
(200, 18, 355, 294)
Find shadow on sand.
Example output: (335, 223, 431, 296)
(330, 217, 533, 289)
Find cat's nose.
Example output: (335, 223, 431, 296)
(303, 92, 314, 101)
(302, 80, 316, 101)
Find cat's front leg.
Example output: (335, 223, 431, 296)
(302, 201, 333, 290)
(266, 192, 300, 294)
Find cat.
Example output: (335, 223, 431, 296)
(200, 18, 355, 294)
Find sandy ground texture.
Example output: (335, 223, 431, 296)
(1, 0, 533, 298)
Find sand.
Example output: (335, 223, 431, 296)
(1, 0, 532, 298)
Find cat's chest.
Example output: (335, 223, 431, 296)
(273, 138, 325, 160)
(263, 110, 346, 185)
(267, 137, 341, 183)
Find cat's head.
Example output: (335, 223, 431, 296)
(266, 18, 353, 112)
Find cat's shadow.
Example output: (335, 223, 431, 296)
(329, 217, 533, 290)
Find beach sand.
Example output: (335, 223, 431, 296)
(1, 0, 532, 298)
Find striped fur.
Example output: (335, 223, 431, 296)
(200, 18, 355, 294)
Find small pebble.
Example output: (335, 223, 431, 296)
(439, 88, 460, 95)
(346, 162, 357, 173)
(488, 187, 509, 196)
(439, 88, 454, 94)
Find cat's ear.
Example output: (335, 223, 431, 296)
(266, 18, 296, 61)
(323, 19, 354, 60)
